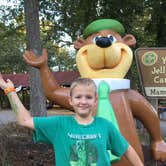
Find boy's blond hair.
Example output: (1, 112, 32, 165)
(70, 78, 97, 96)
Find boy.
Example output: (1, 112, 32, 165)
(0, 74, 143, 166)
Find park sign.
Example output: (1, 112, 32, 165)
(135, 48, 166, 98)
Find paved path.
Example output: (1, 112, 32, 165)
(0, 110, 16, 128)
(0, 110, 16, 123)
(160, 120, 166, 136)
(1, 110, 166, 136)
(0, 109, 73, 127)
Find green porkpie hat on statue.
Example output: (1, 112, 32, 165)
(83, 18, 125, 38)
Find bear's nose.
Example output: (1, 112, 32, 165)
(95, 37, 112, 48)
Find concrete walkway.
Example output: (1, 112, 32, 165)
(160, 120, 166, 136)
(0, 110, 16, 127)
(0, 110, 166, 136)
(0, 109, 73, 126)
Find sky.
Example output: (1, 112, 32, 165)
(0, 0, 14, 6)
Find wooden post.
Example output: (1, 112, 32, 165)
(24, 0, 46, 116)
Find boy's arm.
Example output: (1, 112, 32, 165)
(124, 145, 144, 166)
(0, 74, 34, 129)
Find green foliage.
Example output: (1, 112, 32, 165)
(0, 21, 27, 73)
(0, 0, 166, 89)
(45, 44, 77, 72)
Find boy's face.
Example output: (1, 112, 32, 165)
(69, 84, 97, 118)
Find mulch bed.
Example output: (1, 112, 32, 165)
(7, 136, 54, 166)
(0, 123, 55, 166)
(0, 122, 166, 166)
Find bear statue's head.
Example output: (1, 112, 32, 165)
(74, 19, 136, 79)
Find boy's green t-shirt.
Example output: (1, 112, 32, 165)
(33, 116, 129, 166)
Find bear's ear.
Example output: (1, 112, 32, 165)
(122, 34, 136, 46)
(74, 38, 87, 50)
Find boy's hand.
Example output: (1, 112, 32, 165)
(23, 48, 48, 69)
(0, 74, 14, 90)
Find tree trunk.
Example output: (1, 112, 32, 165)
(24, 0, 46, 116)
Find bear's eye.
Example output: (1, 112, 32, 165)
(92, 36, 101, 44)
(107, 35, 117, 43)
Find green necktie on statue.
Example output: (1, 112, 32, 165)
(97, 81, 120, 163)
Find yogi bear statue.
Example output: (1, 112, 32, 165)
(23, 19, 166, 165)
